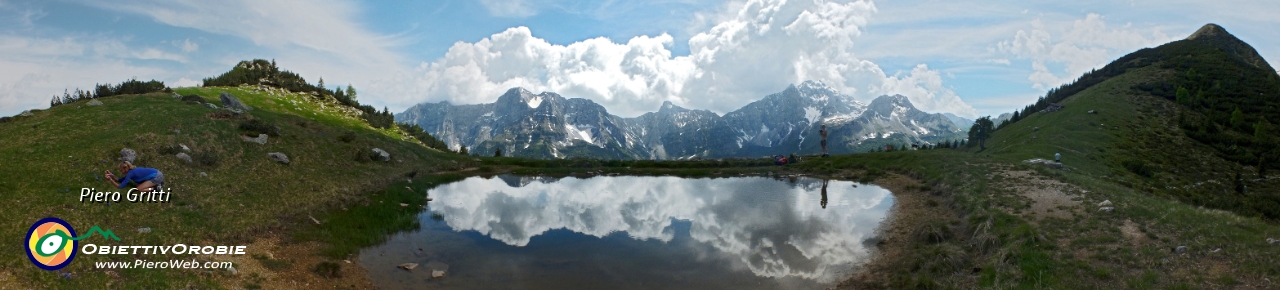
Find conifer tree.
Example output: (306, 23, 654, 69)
(1230, 107, 1245, 129)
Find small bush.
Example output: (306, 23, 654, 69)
(353, 149, 373, 162)
(338, 131, 356, 143)
(207, 110, 237, 119)
(193, 151, 219, 167)
(311, 261, 341, 278)
(157, 145, 183, 155)
(239, 119, 280, 136)
(180, 95, 205, 103)
(1121, 159, 1152, 177)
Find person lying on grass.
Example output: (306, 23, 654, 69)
(104, 161, 165, 192)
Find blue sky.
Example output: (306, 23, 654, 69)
(1, 0, 1277, 118)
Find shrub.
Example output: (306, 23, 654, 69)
(1121, 159, 1152, 178)
(193, 151, 219, 167)
(338, 131, 356, 143)
(239, 119, 280, 136)
(157, 145, 183, 155)
(180, 95, 205, 103)
(311, 261, 341, 278)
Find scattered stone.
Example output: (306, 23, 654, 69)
(19, 110, 33, 117)
(173, 129, 182, 135)
(226, 108, 243, 115)
(172, 92, 182, 99)
(1099, 206, 1115, 212)
(344, 260, 351, 264)
(426, 261, 449, 278)
(243, 134, 268, 145)
(1033, 126, 1040, 131)
(1088, 110, 1097, 114)
(175, 152, 192, 163)
(1267, 238, 1278, 244)
(199, 172, 208, 177)
(399, 203, 409, 207)
(1210, 248, 1222, 253)
(372, 148, 391, 162)
(180, 144, 191, 151)
(308, 215, 321, 225)
(205, 103, 219, 109)
(1174, 246, 1188, 254)
(1023, 158, 1064, 169)
(87, 99, 103, 106)
(119, 148, 137, 163)
(398, 263, 418, 271)
(137, 227, 151, 233)
(267, 152, 290, 164)
(227, 265, 238, 275)
(219, 92, 253, 111)
(1098, 200, 1112, 207)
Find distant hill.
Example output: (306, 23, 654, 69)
(986, 23, 1280, 219)
(397, 81, 968, 159)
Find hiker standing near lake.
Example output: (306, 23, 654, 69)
(820, 124, 830, 157)
(104, 161, 165, 192)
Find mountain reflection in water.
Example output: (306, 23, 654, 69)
(362, 175, 894, 289)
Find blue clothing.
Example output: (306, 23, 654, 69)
(116, 167, 160, 189)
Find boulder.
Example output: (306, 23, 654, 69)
(267, 152, 290, 164)
(220, 92, 253, 111)
(372, 148, 391, 162)
(176, 152, 192, 163)
(1023, 158, 1063, 169)
(87, 99, 103, 106)
(119, 148, 137, 163)
(243, 134, 268, 145)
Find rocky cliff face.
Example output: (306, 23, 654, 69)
(397, 81, 969, 159)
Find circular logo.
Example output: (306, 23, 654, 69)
(25, 217, 78, 270)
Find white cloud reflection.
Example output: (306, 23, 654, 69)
(426, 175, 892, 282)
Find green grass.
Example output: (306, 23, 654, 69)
(0, 89, 475, 288)
(3, 62, 1278, 289)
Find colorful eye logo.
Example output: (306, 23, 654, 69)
(26, 217, 78, 270)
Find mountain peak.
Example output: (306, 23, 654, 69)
(798, 80, 830, 90)
(658, 100, 689, 114)
(1184, 23, 1274, 71)
(1186, 23, 1225, 40)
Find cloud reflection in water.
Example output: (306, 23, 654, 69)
(426, 175, 892, 282)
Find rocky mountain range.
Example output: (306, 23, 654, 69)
(396, 81, 970, 159)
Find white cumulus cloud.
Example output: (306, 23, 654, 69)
(997, 13, 1172, 90)
(394, 0, 979, 118)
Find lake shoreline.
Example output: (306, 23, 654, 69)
(838, 173, 958, 289)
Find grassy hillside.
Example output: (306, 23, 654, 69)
(0, 86, 477, 288)
(785, 62, 1280, 289)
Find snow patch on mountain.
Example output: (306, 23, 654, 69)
(527, 96, 543, 108)
(804, 107, 821, 125)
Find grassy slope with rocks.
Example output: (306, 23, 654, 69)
(0, 86, 479, 288)
(2, 23, 1278, 289)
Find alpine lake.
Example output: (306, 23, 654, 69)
(360, 174, 895, 289)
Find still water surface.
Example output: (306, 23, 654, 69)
(361, 175, 893, 289)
